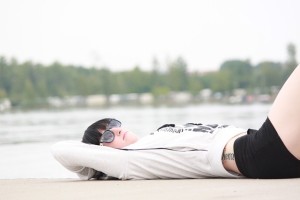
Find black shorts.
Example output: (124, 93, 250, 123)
(234, 118, 300, 179)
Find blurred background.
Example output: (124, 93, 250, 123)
(0, 0, 299, 178)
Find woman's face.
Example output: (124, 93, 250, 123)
(99, 127, 138, 148)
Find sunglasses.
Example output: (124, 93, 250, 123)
(99, 119, 122, 145)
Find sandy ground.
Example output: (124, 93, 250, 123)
(1, 178, 300, 200)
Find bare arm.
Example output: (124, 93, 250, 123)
(222, 133, 246, 175)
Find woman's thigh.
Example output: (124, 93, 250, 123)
(268, 65, 300, 159)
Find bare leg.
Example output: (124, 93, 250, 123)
(268, 65, 300, 160)
(223, 65, 300, 175)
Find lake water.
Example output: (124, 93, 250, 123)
(0, 104, 271, 179)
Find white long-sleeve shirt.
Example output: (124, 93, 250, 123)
(51, 123, 246, 180)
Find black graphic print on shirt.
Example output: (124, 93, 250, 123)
(156, 123, 229, 134)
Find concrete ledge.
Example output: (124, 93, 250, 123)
(1, 178, 299, 200)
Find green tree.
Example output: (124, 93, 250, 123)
(220, 60, 253, 91)
(286, 43, 297, 68)
(254, 62, 283, 93)
(0, 56, 10, 97)
(166, 57, 188, 91)
(210, 70, 232, 93)
(283, 43, 298, 83)
(188, 72, 204, 95)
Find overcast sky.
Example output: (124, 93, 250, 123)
(1, 0, 300, 72)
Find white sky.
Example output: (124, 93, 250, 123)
(0, 0, 300, 72)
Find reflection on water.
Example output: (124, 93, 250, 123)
(0, 104, 271, 179)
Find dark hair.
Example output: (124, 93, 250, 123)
(82, 118, 112, 145)
(82, 118, 121, 180)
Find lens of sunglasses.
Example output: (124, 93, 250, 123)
(107, 119, 122, 129)
(100, 130, 115, 143)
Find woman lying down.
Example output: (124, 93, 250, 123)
(52, 65, 300, 180)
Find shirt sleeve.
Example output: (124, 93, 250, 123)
(51, 141, 128, 180)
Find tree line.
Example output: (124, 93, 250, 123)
(0, 43, 297, 108)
